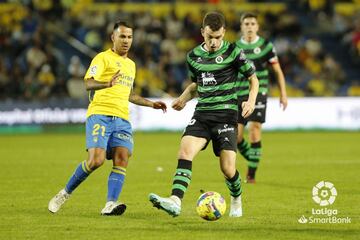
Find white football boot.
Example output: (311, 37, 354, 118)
(229, 195, 243, 217)
(149, 193, 181, 217)
(48, 189, 70, 213)
(101, 201, 127, 216)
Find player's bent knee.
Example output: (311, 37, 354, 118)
(220, 160, 236, 178)
(113, 157, 129, 168)
(250, 122, 262, 132)
(87, 161, 104, 170)
(87, 156, 105, 169)
(178, 143, 200, 158)
(114, 152, 130, 161)
(178, 148, 196, 160)
(113, 148, 131, 161)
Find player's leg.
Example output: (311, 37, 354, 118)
(173, 135, 207, 197)
(48, 115, 109, 213)
(213, 123, 242, 217)
(149, 136, 207, 217)
(149, 118, 208, 217)
(247, 121, 262, 183)
(65, 116, 109, 193)
(101, 118, 133, 216)
(237, 123, 251, 160)
(101, 147, 129, 216)
(219, 150, 243, 217)
(64, 147, 105, 194)
(237, 98, 251, 160)
(245, 97, 266, 183)
(219, 150, 240, 193)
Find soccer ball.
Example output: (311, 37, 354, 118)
(196, 191, 226, 221)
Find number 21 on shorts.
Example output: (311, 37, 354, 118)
(92, 124, 106, 137)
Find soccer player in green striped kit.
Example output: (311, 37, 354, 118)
(236, 13, 288, 183)
(149, 12, 259, 217)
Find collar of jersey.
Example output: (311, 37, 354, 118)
(109, 48, 127, 59)
(195, 41, 228, 58)
(240, 36, 260, 45)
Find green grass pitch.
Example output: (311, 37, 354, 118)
(0, 131, 359, 239)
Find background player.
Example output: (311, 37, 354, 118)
(236, 13, 288, 183)
(149, 12, 259, 218)
(48, 20, 167, 216)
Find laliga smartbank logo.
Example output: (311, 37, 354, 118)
(298, 181, 351, 224)
(312, 181, 337, 206)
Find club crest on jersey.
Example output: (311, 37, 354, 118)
(201, 72, 217, 86)
(254, 47, 261, 54)
(215, 56, 223, 64)
(196, 57, 202, 63)
(116, 62, 121, 67)
(89, 65, 97, 76)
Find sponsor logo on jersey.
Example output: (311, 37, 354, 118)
(201, 72, 217, 86)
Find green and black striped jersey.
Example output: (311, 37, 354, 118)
(187, 40, 255, 124)
(235, 36, 278, 98)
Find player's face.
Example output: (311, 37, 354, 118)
(112, 26, 133, 56)
(201, 26, 225, 53)
(241, 17, 259, 38)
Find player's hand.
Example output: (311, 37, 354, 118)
(172, 98, 186, 111)
(241, 101, 255, 118)
(280, 95, 288, 111)
(153, 101, 167, 113)
(108, 70, 121, 87)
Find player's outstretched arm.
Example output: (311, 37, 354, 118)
(242, 73, 259, 118)
(128, 90, 167, 113)
(271, 62, 288, 110)
(172, 82, 197, 111)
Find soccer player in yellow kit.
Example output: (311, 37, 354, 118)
(48, 20, 167, 216)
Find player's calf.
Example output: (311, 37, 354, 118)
(246, 141, 261, 182)
(237, 139, 251, 160)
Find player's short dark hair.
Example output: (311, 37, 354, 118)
(202, 12, 225, 31)
(240, 12, 258, 23)
(113, 20, 133, 31)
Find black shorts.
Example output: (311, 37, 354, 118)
(238, 98, 267, 125)
(183, 117, 237, 157)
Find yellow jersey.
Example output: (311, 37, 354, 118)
(84, 49, 135, 120)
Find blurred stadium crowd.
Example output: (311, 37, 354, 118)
(0, 0, 360, 101)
